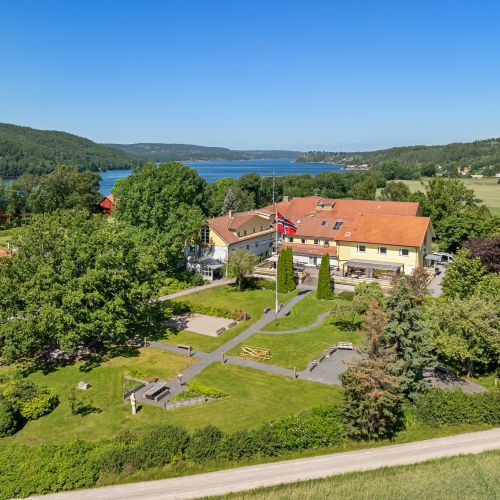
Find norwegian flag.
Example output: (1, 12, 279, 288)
(277, 212, 297, 235)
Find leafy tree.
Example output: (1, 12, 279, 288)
(113, 162, 206, 261)
(0, 210, 167, 363)
(0, 398, 19, 436)
(474, 273, 500, 297)
(0, 181, 7, 213)
(222, 186, 254, 214)
(341, 349, 404, 440)
(383, 278, 434, 397)
(406, 267, 429, 302)
(204, 177, 236, 216)
(316, 253, 333, 299)
(424, 294, 500, 375)
(5, 173, 37, 219)
(237, 173, 260, 206)
(363, 299, 388, 358)
(331, 299, 358, 331)
(348, 176, 376, 200)
(353, 282, 385, 314)
(462, 236, 500, 273)
(379, 181, 411, 201)
(442, 248, 486, 299)
(226, 248, 258, 291)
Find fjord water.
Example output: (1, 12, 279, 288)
(99, 159, 345, 195)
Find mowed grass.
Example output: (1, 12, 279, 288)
(159, 285, 297, 352)
(216, 450, 500, 500)
(377, 177, 500, 214)
(228, 319, 362, 370)
(262, 293, 333, 332)
(4, 352, 338, 446)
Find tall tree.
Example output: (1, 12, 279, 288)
(225, 248, 258, 291)
(462, 236, 500, 273)
(353, 282, 385, 314)
(316, 253, 333, 299)
(442, 248, 486, 299)
(276, 250, 287, 293)
(222, 186, 254, 214)
(383, 278, 434, 398)
(284, 247, 295, 292)
(348, 176, 376, 200)
(113, 162, 206, 261)
(204, 177, 236, 216)
(379, 181, 411, 201)
(0, 210, 167, 364)
(341, 349, 404, 440)
(363, 299, 388, 358)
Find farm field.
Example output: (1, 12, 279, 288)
(217, 450, 500, 500)
(378, 177, 500, 215)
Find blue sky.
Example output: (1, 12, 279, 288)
(1, 0, 499, 150)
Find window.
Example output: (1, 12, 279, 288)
(253, 227, 256, 233)
(399, 248, 409, 256)
(246, 244, 249, 250)
(321, 220, 327, 226)
(243, 230, 247, 236)
(255, 242, 259, 247)
(378, 246, 387, 254)
(324, 240, 329, 246)
(261, 225, 264, 231)
(288, 237, 294, 243)
(357, 245, 366, 253)
(237, 231, 241, 237)
(333, 221, 343, 230)
(314, 239, 319, 245)
(301, 238, 306, 244)
(201, 226, 210, 244)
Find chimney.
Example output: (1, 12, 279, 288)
(228, 210, 233, 218)
(283, 195, 291, 202)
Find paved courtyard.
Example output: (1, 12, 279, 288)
(163, 313, 237, 337)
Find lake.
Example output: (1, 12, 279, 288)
(99, 159, 347, 195)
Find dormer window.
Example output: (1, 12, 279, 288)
(333, 221, 343, 230)
(321, 220, 327, 226)
(243, 230, 247, 236)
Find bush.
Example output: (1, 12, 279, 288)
(171, 383, 228, 402)
(223, 429, 259, 461)
(166, 300, 248, 321)
(0, 398, 19, 437)
(2, 379, 58, 421)
(130, 425, 189, 470)
(336, 290, 355, 301)
(272, 405, 346, 451)
(413, 389, 500, 426)
(67, 388, 99, 416)
(186, 425, 224, 463)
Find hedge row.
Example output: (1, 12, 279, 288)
(170, 383, 228, 402)
(165, 300, 250, 322)
(0, 405, 345, 498)
(412, 389, 500, 426)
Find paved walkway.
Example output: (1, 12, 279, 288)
(428, 264, 446, 297)
(158, 278, 235, 302)
(32, 428, 500, 500)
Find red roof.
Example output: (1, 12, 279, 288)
(0, 247, 11, 258)
(280, 242, 337, 257)
(335, 214, 432, 247)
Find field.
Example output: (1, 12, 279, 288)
(217, 450, 500, 499)
(379, 177, 500, 215)
(159, 285, 297, 352)
(229, 318, 361, 370)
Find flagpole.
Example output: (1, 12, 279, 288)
(273, 171, 279, 315)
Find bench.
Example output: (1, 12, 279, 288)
(337, 342, 353, 350)
(215, 327, 226, 335)
(264, 307, 270, 313)
(144, 382, 170, 401)
(307, 359, 318, 372)
(177, 344, 193, 356)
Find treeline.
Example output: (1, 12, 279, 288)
(0, 123, 141, 177)
(297, 137, 500, 175)
(105, 142, 301, 162)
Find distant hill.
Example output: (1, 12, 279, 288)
(0, 123, 141, 177)
(296, 138, 500, 172)
(105, 143, 302, 162)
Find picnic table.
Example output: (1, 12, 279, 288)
(144, 381, 169, 401)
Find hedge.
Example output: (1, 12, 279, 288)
(170, 383, 228, 402)
(165, 300, 250, 322)
(412, 389, 500, 426)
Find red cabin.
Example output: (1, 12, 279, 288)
(100, 194, 115, 215)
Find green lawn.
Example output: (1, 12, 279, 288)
(228, 318, 362, 370)
(262, 293, 333, 332)
(0, 227, 19, 248)
(377, 177, 500, 214)
(469, 372, 498, 391)
(158, 285, 297, 352)
(216, 450, 500, 499)
(4, 352, 338, 446)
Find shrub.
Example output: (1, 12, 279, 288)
(171, 383, 228, 402)
(223, 429, 259, 461)
(186, 425, 224, 463)
(272, 405, 346, 451)
(412, 389, 500, 426)
(167, 300, 248, 321)
(67, 388, 99, 416)
(190, 272, 205, 286)
(130, 425, 189, 470)
(98, 445, 129, 474)
(336, 290, 355, 301)
(0, 398, 19, 437)
(2, 379, 58, 421)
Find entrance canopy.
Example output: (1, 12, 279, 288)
(345, 259, 402, 272)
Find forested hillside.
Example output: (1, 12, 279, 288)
(105, 143, 301, 162)
(0, 123, 141, 176)
(297, 138, 500, 173)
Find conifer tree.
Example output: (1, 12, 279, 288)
(285, 247, 296, 292)
(316, 253, 333, 299)
(383, 278, 434, 398)
(277, 250, 287, 293)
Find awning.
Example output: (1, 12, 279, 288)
(266, 255, 279, 263)
(344, 259, 402, 272)
(425, 254, 441, 262)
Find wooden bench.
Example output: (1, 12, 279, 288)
(177, 344, 193, 356)
(307, 359, 318, 372)
(337, 342, 353, 350)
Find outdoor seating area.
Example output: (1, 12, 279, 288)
(164, 313, 237, 337)
(342, 259, 403, 280)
